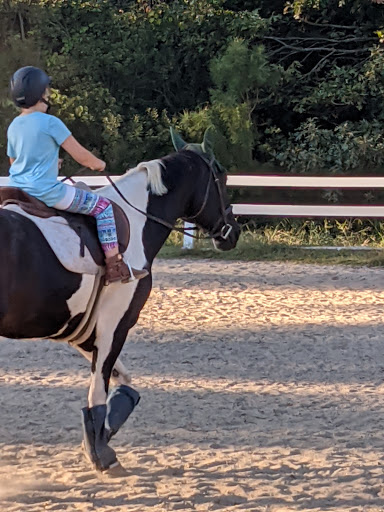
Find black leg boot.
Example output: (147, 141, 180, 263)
(81, 404, 118, 471)
(106, 385, 140, 441)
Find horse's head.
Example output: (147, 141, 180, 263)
(170, 128, 240, 251)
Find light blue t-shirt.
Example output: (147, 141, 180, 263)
(7, 112, 71, 206)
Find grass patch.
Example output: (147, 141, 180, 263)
(158, 233, 384, 267)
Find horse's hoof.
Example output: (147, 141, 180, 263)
(103, 461, 128, 477)
(81, 441, 120, 473)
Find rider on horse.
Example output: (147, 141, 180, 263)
(6, 66, 148, 285)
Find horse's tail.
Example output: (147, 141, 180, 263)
(137, 160, 168, 196)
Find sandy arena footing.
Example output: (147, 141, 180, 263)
(1, 259, 384, 512)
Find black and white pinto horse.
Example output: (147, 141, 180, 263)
(0, 131, 240, 471)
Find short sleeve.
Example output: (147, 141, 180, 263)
(48, 116, 71, 146)
(7, 139, 16, 159)
(7, 126, 16, 158)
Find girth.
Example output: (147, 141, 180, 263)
(0, 186, 130, 266)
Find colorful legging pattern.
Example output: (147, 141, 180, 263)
(65, 188, 118, 254)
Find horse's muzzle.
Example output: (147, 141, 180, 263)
(213, 218, 240, 251)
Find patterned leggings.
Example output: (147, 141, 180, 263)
(65, 188, 118, 254)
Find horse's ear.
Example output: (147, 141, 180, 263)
(170, 127, 187, 152)
(202, 127, 215, 157)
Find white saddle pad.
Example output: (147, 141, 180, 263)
(4, 204, 100, 275)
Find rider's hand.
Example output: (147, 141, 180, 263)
(93, 159, 106, 172)
(58, 158, 64, 170)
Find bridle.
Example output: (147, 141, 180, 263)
(113, 151, 234, 241)
(180, 153, 234, 240)
(63, 151, 234, 241)
(110, 152, 233, 241)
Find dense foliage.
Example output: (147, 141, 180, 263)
(1, 0, 384, 188)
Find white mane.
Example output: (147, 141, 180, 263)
(126, 159, 168, 196)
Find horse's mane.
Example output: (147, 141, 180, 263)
(126, 159, 168, 196)
(125, 151, 202, 197)
(125, 150, 198, 196)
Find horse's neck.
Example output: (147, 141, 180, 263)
(99, 169, 178, 265)
(98, 158, 201, 264)
(99, 170, 148, 209)
(143, 163, 199, 264)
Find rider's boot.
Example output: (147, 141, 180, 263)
(104, 253, 148, 286)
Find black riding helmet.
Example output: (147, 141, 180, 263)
(10, 66, 51, 108)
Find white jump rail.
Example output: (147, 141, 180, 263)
(2, 175, 384, 247)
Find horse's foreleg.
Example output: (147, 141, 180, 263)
(80, 289, 142, 471)
(80, 333, 118, 471)
(79, 280, 149, 471)
(75, 346, 140, 469)
(88, 332, 140, 440)
(74, 345, 132, 386)
(111, 359, 132, 386)
(82, 340, 139, 471)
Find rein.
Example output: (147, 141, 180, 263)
(105, 173, 202, 238)
(106, 153, 233, 240)
(61, 166, 200, 238)
(62, 153, 233, 241)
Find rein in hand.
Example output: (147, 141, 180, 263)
(60, 167, 201, 239)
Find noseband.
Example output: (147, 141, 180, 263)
(104, 153, 233, 241)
